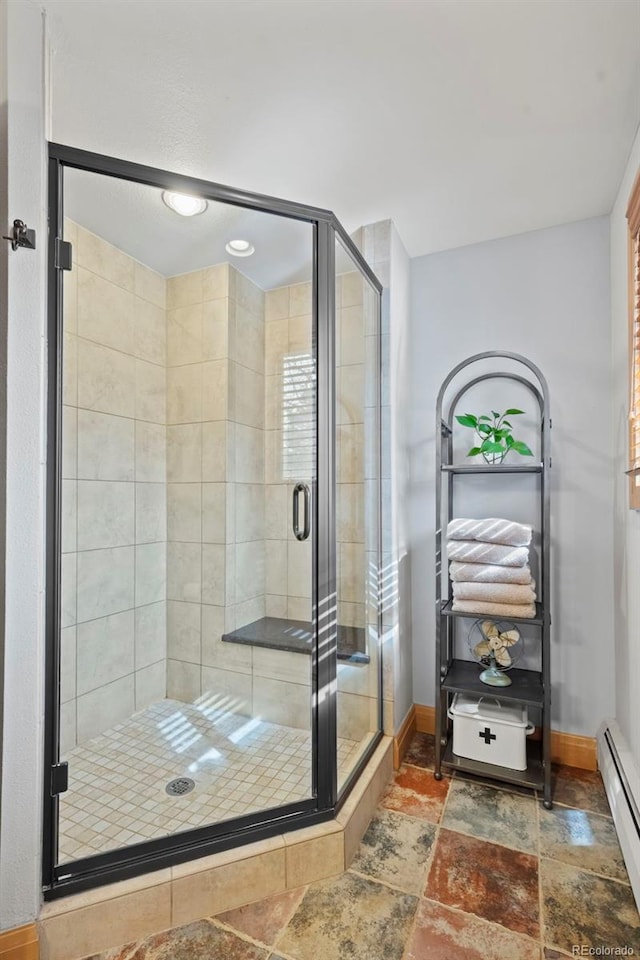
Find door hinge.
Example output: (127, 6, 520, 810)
(55, 238, 73, 271)
(51, 761, 69, 797)
(3, 218, 36, 251)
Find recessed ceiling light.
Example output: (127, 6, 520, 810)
(225, 239, 255, 257)
(162, 190, 208, 217)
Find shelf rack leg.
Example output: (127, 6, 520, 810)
(434, 688, 447, 781)
(542, 696, 552, 808)
(434, 599, 443, 779)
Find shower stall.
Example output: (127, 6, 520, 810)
(43, 144, 383, 897)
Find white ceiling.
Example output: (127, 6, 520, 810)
(43, 0, 640, 259)
(65, 166, 319, 285)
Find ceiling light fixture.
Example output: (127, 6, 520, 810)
(162, 190, 208, 217)
(225, 239, 255, 257)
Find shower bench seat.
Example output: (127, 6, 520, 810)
(222, 616, 370, 664)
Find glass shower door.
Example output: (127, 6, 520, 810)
(334, 234, 382, 795)
(53, 159, 318, 869)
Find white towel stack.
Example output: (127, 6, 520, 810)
(446, 518, 537, 619)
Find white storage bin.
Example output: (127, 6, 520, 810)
(448, 693, 535, 770)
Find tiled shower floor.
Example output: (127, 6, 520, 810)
(59, 698, 364, 863)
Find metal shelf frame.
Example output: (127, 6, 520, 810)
(434, 351, 552, 807)
(441, 463, 543, 475)
(441, 659, 544, 708)
(441, 741, 545, 791)
(440, 599, 544, 626)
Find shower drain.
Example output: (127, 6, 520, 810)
(165, 777, 195, 797)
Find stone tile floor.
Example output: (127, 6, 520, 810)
(86, 732, 640, 960)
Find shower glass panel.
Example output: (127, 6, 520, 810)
(334, 235, 382, 795)
(57, 166, 317, 864)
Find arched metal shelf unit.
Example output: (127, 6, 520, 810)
(434, 351, 552, 808)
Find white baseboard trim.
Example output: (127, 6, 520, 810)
(597, 719, 640, 910)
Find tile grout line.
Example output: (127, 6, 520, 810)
(206, 890, 308, 960)
(73, 328, 168, 370)
(537, 853, 633, 888)
(268, 950, 299, 960)
(434, 818, 538, 858)
(347, 864, 419, 899)
(398, 855, 431, 960)
(73, 239, 166, 301)
(421, 760, 450, 900)
(271, 884, 309, 958)
(545, 799, 613, 821)
(543, 937, 574, 958)
(207, 915, 275, 953)
(420, 892, 546, 952)
(401, 764, 453, 959)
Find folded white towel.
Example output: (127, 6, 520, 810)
(451, 599, 537, 619)
(447, 518, 532, 547)
(452, 580, 536, 604)
(449, 561, 533, 584)
(447, 540, 529, 568)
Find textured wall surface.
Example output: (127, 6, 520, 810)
(0, 0, 47, 930)
(409, 216, 613, 737)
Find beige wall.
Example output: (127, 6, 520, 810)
(60, 220, 168, 750)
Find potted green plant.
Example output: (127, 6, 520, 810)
(456, 409, 534, 465)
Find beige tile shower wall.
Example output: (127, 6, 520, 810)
(263, 275, 372, 741)
(264, 281, 314, 624)
(228, 269, 266, 634)
(242, 276, 312, 730)
(265, 271, 369, 636)
(165, 264, 271, 717)
(336, 269, 380, 743)
(165, 262, 231, 707)
(361, 221, 394, 736)
(336, 271, 366, 632)
(60, 220, 168, 752)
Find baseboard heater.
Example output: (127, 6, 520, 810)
(597, 720, 640, 910)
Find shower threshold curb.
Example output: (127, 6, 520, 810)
(38, 737, 393, 960)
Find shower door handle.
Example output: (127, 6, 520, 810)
(292, 482, 311, 541)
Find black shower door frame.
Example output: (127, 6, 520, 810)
(43, 143, 383, 899)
